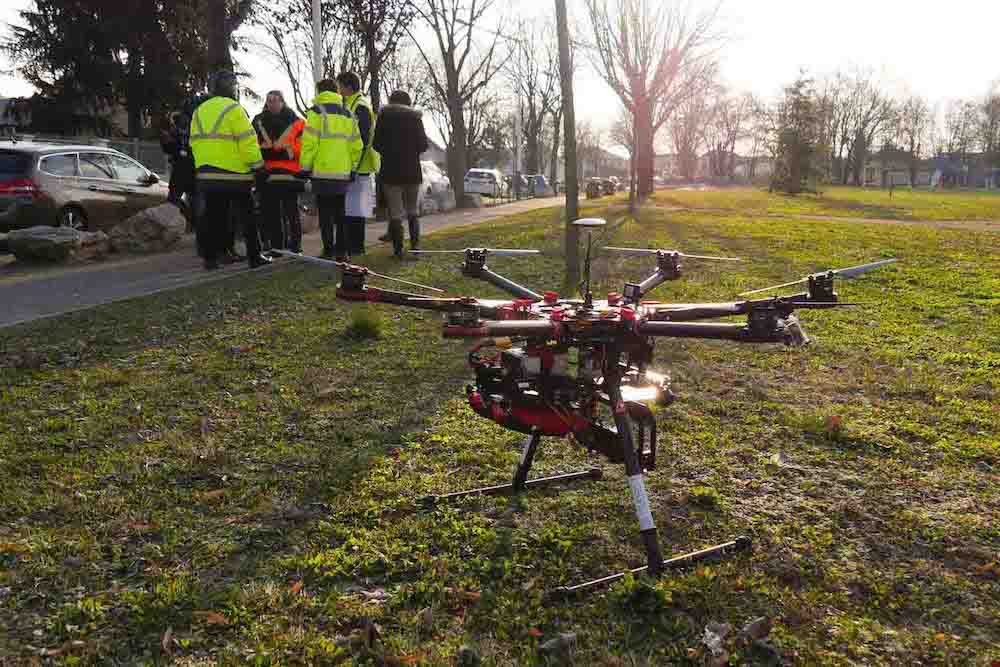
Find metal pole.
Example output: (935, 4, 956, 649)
(312, 0, 323, 84)
(554, 0, 579, 287)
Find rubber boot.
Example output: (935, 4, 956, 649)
(389, 218, 404, 258)
(408, 216, 421, 250)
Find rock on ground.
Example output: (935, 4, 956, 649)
(109, 203, 186, 253)
(7, 225, 109, 262)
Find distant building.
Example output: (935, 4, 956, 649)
(863, 149, 999, 189)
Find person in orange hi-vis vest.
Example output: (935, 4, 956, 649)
(253, 90, 306, 254)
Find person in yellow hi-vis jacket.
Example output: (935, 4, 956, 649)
(298, 78, 363, 261)
(189, 70, 272, 270)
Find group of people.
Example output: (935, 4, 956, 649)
(160, 69, 430, 271)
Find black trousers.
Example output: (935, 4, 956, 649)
(201, 190, 260, 263)
(261, 187, 301, 251)
(344, 216, 365, 255)
(317, 194, 346, 256)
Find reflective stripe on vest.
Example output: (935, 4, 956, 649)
(191, 103, 247, 142)
(311, 170, 352, 180)
(196, 171, 254, 181)
(308, 108, 361, 141)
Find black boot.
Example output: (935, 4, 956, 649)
(389, 219, 404, 258)
(408, 216, 421, 250)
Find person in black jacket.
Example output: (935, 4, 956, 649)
(372, 90, 429, 258)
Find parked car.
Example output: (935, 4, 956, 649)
(585, 178, 604, 199)
(525, 174, 554, 197)
(601, 178, 617, 196)
(418, 160, 453, 215)
(421, 160, 452, 198)
(0, 141, 169, 232)
(464, 168, 507, 198)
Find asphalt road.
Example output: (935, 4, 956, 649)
(0, 198, 561, 329)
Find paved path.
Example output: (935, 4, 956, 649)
(0, 198, 561, 329)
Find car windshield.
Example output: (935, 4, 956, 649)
(0, 150, 31, 182)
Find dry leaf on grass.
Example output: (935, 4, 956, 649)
(193, 611, 229, 626)
(290, 580, 303, 595)
(161, 627, 174, 655)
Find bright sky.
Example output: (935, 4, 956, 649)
(3, 0, 999, 142)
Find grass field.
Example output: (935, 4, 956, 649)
(652, 185, 1000, 222)
(1, 196, 999, 665)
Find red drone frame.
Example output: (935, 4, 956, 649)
(275, 218, 896, 594)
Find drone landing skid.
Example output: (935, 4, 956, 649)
(556, 535, 753, 596)
(418, 431, 603, 506)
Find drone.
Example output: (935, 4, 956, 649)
(273, 219, 897, 595)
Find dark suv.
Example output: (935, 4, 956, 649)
(0, 142, 168, 232)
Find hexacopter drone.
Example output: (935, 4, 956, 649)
(276, 219, 896, 594)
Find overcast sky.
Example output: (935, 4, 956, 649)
(3, 0, 999, 144)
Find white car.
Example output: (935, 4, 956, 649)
(464, 168, 506, 198)
(418, 161, 454, 214)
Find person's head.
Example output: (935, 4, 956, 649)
(336, 72, 361, 97)
(265, 90, 285, 113)
(316, 78, 338, 95)
(388, 90, 412, 106)
(209, 70, 239, 100)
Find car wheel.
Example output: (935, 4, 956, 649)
(59, 206, 88, 231)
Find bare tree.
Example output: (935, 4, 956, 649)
(831, 69, 897, 184)
(585, 0, 722, 198)
(944, 99, 979, 159)
(895, 95, 931, 184)
(252, 0, 362, 115)
(505, 18, 561, 175)
(380, 42, 434, 109)
(409, 0, 508, 204)
(704, 89, 751, 181)
(978, 83, 1000, 159)
(329, 0, 415, 110)
(743, 94, 770, 182)
(670, 91, 710, 181)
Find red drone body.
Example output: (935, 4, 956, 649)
(275, 221, 896, 594)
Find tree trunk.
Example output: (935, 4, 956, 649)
(548, 107, 561, 188)
(525, 124, 540, 175)
(449, 101, 468, 205)
(554, 0, 579, 288)
(634, 100, 654, 198)
(852, 134, 866, 186)
(207, 0, 231, 70)
(366, 36, 381, 111)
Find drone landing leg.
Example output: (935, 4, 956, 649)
(554, 376, 752, 597)
(420, 431, 602, 506)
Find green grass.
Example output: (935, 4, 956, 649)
(1, 200, 999, 665)
(653, 185, 1000, 221)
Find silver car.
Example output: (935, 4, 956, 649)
(0, 141, 169, 232)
